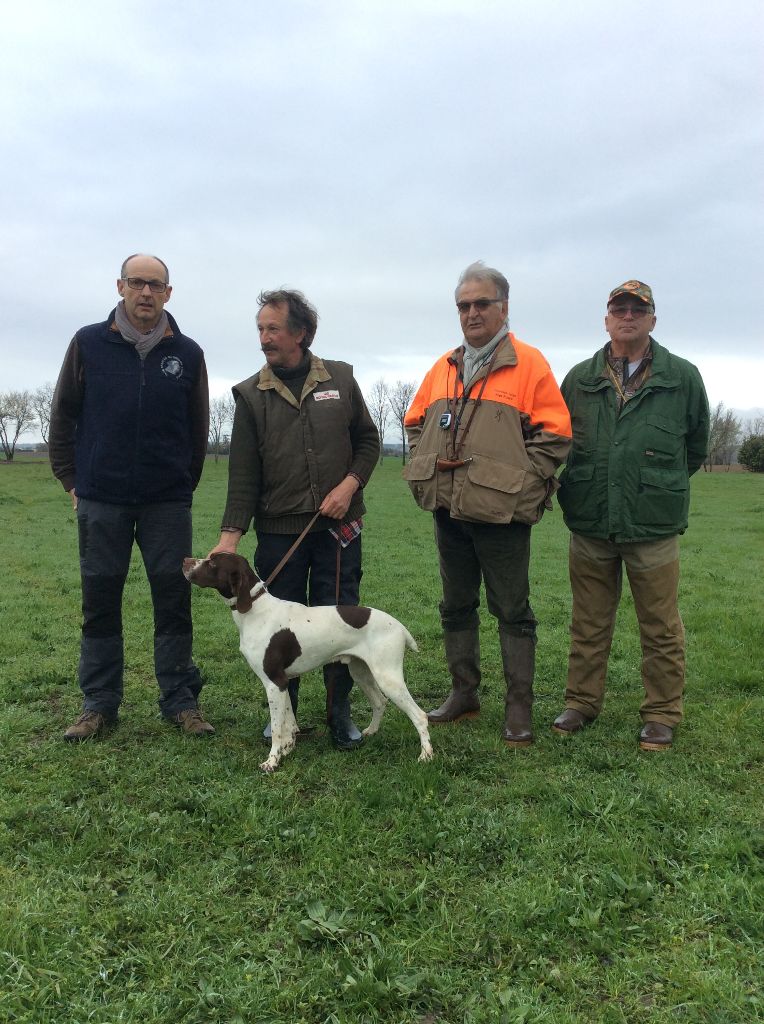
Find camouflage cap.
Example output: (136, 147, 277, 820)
(608, 280, 655, 309)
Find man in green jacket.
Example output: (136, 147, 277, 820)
(553, 281, 709, 750)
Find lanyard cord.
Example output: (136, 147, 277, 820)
(447, 339, 503, 460)
(605, 362, 628, 411)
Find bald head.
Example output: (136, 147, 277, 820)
(120, 253, 169, 284)
(117, 254, 173, 332)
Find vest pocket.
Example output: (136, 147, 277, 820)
(456, 456, 525, 524)
(403, 452, 439, 511)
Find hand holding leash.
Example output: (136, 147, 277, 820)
(319, 474, 359, 520)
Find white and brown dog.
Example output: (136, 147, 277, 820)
(183, 553, 433, 772)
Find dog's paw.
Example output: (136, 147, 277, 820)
(259, 759, 278, 773)
(418, 744, 434, 763)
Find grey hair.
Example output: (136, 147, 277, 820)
(257, 288, 319, 349)
(455, 260, 509, 302)
(120, 254, 170, 284)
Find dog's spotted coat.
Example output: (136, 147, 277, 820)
(183, 553, 433, 772)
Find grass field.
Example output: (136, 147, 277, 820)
(0, 459, 762, 1024)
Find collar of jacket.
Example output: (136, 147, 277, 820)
(578, 337, 680, 392)
(257, 353, 331, 406)
(106, 307, 177, 342)
(447, 332, 517, 377)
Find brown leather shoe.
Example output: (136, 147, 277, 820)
(64, 710, 117, 742)
(639, 721, 673, 751)
(170, 708, 215, 736)
(427, 689, 480, 724)
(551, 708, 592, 736)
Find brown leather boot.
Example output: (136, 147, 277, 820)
(427, 629, 481, 724)
(499, 628, 535, 748)
(64, 710, 117, 742)
(169, 708, 215, 736)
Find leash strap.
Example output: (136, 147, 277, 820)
(446, 338, 503, 463)
(335, 528, 341, 606)
(259, 509, 321, 593)
(253, 509, 343, 606)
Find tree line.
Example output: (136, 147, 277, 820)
(3, 386, 764, 473)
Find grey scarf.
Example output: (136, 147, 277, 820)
(115, 300, 169, 360)
(462, 319, 508, 386)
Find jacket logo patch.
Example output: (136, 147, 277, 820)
(314, 389, 340, 401)
(161, 356, 184, 380)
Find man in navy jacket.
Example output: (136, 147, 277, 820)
(50, 254, 212, 740)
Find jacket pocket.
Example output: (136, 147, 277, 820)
(513, 472, 559, 525)
(403, 452, 439, 511)
(558, 462, 601, 527)
(641, 414, 685, 462)
(635, 467, 689, 526)
(456, 456, 525, 524)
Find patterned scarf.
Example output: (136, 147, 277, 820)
(114, 300, 169, 360)
(605, 341, 653, 410)
(461, 319, 508, 386)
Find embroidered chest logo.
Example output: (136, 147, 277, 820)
(314, 389, 340, 401)
(161, 356, 184, 380)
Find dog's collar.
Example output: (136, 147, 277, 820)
(225, 584, 268, 610)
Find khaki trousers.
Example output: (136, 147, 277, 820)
(564, 534, 685, 726)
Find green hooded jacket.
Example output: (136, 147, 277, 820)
(557, 339, 709, 541)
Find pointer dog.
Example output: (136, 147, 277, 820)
(183, 553, 433, 772)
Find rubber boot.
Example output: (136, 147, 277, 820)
(499, 627, 535, 747)
(427, 629, 481, 724)
(263, 678, 300, 741)
(325, 664, 363, 750)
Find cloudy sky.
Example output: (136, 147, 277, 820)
(2, 0, 762, 439)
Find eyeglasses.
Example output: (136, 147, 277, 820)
(607, 303, 653, 319)
(456, 298, 504, 314)
(122, 277, 168, 293)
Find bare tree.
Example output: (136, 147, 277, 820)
(365, 378, 390, 462)
(208, 395, 236, 462)
(0, 390, 36, 462)
(388, 380, 417, 464)
(32, 382, 55, 446)
(704, 401, 741, 472)
(745, 413, 764, 437)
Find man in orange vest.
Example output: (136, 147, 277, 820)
(404, 261, 571, 747)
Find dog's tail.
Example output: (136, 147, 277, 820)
(404, 628, 419, 653)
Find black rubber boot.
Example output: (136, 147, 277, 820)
(427, 629, 481, 724)
(499, 627, 535, 747)
(325, 665, 363, 750)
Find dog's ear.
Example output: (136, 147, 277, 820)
(233, 569, 253, 614)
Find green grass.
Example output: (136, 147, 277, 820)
(0, 458, 762, 1024)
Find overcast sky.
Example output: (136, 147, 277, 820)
(2, 0, 762, 440)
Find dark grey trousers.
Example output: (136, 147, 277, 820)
(434, 508, 537, 638)
(76, 498, 202, 717)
